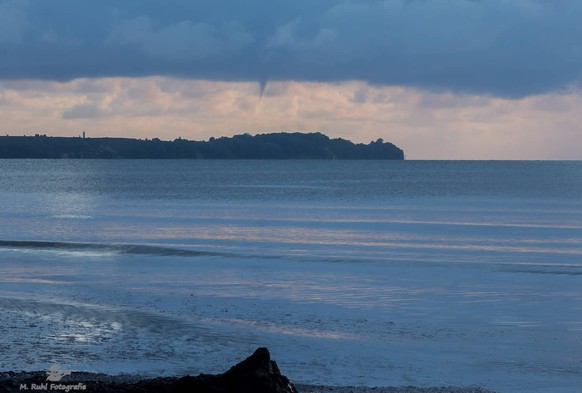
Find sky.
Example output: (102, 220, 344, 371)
(0, 0, 581, 159)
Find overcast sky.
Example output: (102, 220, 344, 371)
(1, 0, 581, 159)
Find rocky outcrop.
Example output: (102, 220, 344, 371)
(173, 347, 298, 393)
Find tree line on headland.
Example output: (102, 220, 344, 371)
(0, 132, 404, 159)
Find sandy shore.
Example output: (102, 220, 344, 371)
(0, 371, 497, 393)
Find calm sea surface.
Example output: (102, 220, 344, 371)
(1, 160, 581, 393)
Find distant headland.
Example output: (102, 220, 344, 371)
(0, 132, 404, 160)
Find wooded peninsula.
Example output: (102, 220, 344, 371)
(0, 132, 404, 160)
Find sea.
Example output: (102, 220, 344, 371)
(0, 160, 581, 393)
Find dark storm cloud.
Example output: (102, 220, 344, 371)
(0, 0, 581, 97)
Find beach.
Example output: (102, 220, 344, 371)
(0, 372, 498, 393)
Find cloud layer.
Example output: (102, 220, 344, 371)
(1, 0, 581, 97)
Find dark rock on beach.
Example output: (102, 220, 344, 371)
(173, 347, 298, 393)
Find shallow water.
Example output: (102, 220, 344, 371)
(1, 160, 581, 393)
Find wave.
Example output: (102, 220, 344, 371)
(2, 240, 581, 276)
(0, 240, 230, 258)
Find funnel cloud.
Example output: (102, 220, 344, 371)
(258, 77, 268, 100)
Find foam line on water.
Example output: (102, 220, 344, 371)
(0, 240, 228, 258)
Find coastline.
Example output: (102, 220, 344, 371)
(0, 133, 404, 160)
